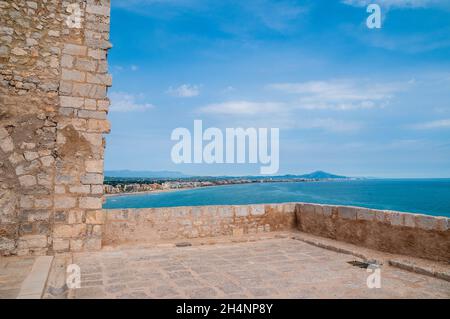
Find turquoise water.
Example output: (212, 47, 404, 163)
(103, 179, 450, 217)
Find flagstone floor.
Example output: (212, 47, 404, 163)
(50, 238, 450, 299)
(0, 256, 36, 299)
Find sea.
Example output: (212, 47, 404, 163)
(103, 179, 450, 217)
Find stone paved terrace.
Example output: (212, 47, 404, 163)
(39, 235, 448, 299)
(0, 256, 36, 298)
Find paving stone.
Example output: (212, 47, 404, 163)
(3, 237, 447, 299)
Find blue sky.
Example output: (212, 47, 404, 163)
(105, 0, 450, 177)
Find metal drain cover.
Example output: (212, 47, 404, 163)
(176, 242, 192, 247)
(347, 260, 372, 268)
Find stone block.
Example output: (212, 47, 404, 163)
(250, 205, 265, 216)
(68, 210, 84, 224)
(86, 210, 105, 224)
(337, 206, 357, 220)
(12, 47, 27, 56)
(40, 155, 54, 167)
(0, 136, 14, 153)
(385, 211, 404, 226)
(23, 151, 39, 161)
(91, 185, 103, 194)
(63, 44, 87, 56)
(403, 213, 416, 227)
(9, 152, 25, 164)
(54, 211, 67, 223)
(218, 206, 233, 218)
(191, 207, 202, 218)
(61, 54, 74, 68)
(86, 73, 112, 86)
(34, 198, 52, 209)
(0, 237, 15, 252)
(75, 58, 97, 72)
(86, 4, 110, 16)
(19, 175, 37, 187)
(283, 203, 296, 213)
(72, 83, 92, 96)
(60, 96, 84, 108)
(53, 224, 86, 238)
(84, 98, 97, 110)
(108, 209, 129, 221)
(235, 206, 248, 217)
(92, 225, 102, 237)
(53, 238, 70, 251)
(374, 210, 386, 223)
(54, 196, 76, 209)
(55, 185, 66, 194)
(322, 205, 333, 217)
(88, 49, 106, 60)
(48, 30, 60, 37)
(414, 215, 436, 231)
(85, 237, 101, 250)
(70, 239, 83, 251)
(300, 203, 315, 215)
(78, 110, 107, 120)
(69, 185, 91, 194)
(0, 127, 8, 139)
(82, 132, 103, 147)
(81, 173, 103, 185)
(79, 197, 102, 209)
(26, 211, 50, 222)
(87, 119, 110, 133)
(18, 235, 47, 249)
(97, 99, 110, 111)
(20, 195, 34, 209)
(435, 217, 448, 232)
(61, 68, 85, 82)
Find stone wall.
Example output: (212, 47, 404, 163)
(103, 204, 297, 246)
(295, 203, 449, 262)
(103, 203, 449, 262)
(0, 0, 111, 256)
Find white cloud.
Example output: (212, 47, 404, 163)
(109, 92, 154, 112)
(197, 101, 361, 132)
(131, 65, 139, 71)
(294, 118, 362, 132)
(167, 84, 200, 97)
(240, 0, 307, 32)
(268, 79, 408, 110)
(198, 101, 287, 115)
(342, 0, 449, 9)
(411, 119, 450, 129)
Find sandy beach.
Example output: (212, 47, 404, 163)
(104, 187, 194, 198)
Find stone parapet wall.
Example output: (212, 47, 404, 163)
(103, 204, 297, 245)
(104, 203, 449, 262)
(295, 203, 449, 262)
(0, 0, 111, 256)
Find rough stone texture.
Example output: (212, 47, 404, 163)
(0, 0, 111, 256)
(104, 203, 449, 262)
(295, 203, 450, 262)
(103, 204, 297, 246)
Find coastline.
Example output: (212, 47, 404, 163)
(104, 187, 195, 198)
(104, 183, 251, 198)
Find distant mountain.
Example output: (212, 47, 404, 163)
(104, 169, 347, 179)
(104, 170, 189, 178)
(296, 170, 347, 179)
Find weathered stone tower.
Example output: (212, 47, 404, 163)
(0, 0, 111, 256)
